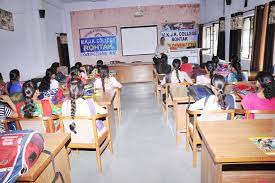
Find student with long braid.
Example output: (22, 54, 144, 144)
(189, 74, 235, 121)
(19, 80, 61, 118)
(161, 59, 193, 85)
(94, 65, 122, 92)
(62, 78, 106, 133)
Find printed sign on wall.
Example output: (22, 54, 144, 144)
(79, 26, 117, 56)
(161, 22, 198, 51)
(0, 8, 14, 31)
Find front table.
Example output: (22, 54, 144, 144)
(198, 119, 275, 183)
(18, 133, 71, 183)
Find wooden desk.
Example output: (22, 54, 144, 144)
(198, 119, 275, 183)
(108, 62, 154, 83)
(93, 89, 117, 142)
(18, 133, 71, 182)
(169, 85, 195, 144)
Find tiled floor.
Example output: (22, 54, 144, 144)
(70, 83, 200, 183)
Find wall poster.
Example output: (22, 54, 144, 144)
(161, 22, 198, 51)
(79, 26, 118, 56)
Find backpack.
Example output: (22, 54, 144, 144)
(187, 85, 214, 101)
(0, 130, 44, 183)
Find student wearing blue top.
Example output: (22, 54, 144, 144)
(6, 69, 23, 95)
(227, 62, 248, 83)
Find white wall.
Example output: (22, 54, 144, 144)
(63, 0, 200, 66)
(200, 0, 272, 65)
(0, 0, 65, 81)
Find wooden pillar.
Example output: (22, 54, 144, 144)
(259, 4, 269, 71)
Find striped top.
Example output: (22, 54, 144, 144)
(0, 104, 12, 133)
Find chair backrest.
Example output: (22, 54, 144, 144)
(19, 117, 46, 133)
(187, 109, 235, 122)
(60, 114, 108, 145)
(246, 110, 275, 119)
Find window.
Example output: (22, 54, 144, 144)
(203, 23, 219, 55)
(241, 16, 254, 59)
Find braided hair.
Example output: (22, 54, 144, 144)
(22, 81, 37, 118)
(231, 62, 243, 82)
(256, 71, 275, 99)
(68, 78, 84, 119)
(172, 59, 181, 83)
(99, 65, 109, 92)
(211, 74, 227, 110)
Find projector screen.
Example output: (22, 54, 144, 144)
(121, 25, 158, 56)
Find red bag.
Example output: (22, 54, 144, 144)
(0, 130, 44, 183)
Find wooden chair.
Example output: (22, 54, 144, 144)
(1, 118, 21, 131)
(153, 69, 165, 102)
(18, 115, 59, 133)
(162, 83, 189, 122)
(114, 88, 122, 125)
(59, 114, 113, 174)
(186, 109, 235, 167)
(236, 109, 275, 119)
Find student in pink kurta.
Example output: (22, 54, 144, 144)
(241, 72, 275, 111)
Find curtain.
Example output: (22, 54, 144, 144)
(251, 5, 266, 71)
(229, 12, 243, 60)
(198, 24, 203, 48)
(263, 1, 275, 73)
(198, 24, 203, 65)
(217, 17, 225, 60)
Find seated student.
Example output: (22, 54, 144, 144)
(46, 68, 59, 90)
(0, 73, 6, 95)
(241, 72, 275, 112)
(0, 95, 18, 133)
(62, 78, 106, 126)
(75, 61, 88, 80)
(196, 61, 216, 85)
(180, 56, 193, 76)
(66, 66, 87, 87)
(94, 65, 122, 92)
(6, 69, 24, 103)
(212, 56, 228, 73)
(6, 69, 23, 95)
(161, 59, 193, 85)
(19, 80, 61, 118)
(189, 74, 235, 121)
(227, 62, 248, 83)
(155, 54, 172, 75)
(51, 62, 66, 83)
(38, 71, 63, 105)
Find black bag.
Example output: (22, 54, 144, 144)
(187, 85, 214, 101)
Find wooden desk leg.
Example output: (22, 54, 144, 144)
(174, 101, 181, 145)
(106, 104, 116, 143)
(201, 141, 222, 183)
(174, 103, 188, 145)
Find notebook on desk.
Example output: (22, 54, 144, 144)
(249, 137, 275, 155)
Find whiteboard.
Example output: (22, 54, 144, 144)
(121, 25, 158, 56)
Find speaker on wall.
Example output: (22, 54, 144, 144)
(226, 0, 231, 5)
(39, 9, 45, 18)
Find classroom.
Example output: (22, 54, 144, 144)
(0, 0, 275, 182)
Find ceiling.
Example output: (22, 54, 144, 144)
(61, 0, 107, 2)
